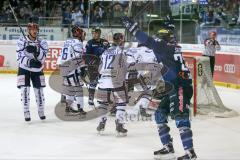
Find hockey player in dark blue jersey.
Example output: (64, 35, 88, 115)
(121, 16, 197, 160)
(86, 27, 110, 106)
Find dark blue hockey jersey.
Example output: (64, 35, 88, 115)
(135, 30, 192, 87)
(86, 38, 110, 57)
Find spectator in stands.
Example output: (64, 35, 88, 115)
(203, 31, 221, 77)
(62, 6, 72, 27)
(72, 7, 84, 26)
(112, 3, 123, 23)
(92, 5, 103, 25)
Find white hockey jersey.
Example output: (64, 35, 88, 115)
(57, 38, 84, 65)
(126, 46, 163, 91)
(16, 36, 48, 72)
(98, 45, 127, 88)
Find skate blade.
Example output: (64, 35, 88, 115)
(154, 153, 176, 160)
(116, 132, 127, 137)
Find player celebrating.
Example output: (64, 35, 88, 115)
(16, 22, 48, 122)
(58, 25, 87, 115)
(86, 27, 110, 106)
(96, 33, 128, 136)
(126, 43, 160, 117)
(121, 17, 197, 160)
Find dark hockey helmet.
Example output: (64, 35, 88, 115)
(113, 33, 124, 46)
(71, 25, 83, 39)
(27, 23, 39, 31)
(91, 27, 101, 34)
(155, 28, 175, 43)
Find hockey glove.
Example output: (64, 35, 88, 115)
(26, 45, 40, 59)
(26, 45, 37, 53)
(80, 66, 88, 78)
(120, 16, 139, 35)
(29, 59, 42, 68)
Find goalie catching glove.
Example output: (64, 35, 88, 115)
(120, 16, 139, 35)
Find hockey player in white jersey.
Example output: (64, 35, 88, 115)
(16, 23, 48, 121)
(126, 43, 161, 117)
(57, 25, 87, 115)
(96, 33, 128, 136)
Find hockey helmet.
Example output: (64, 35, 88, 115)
(71, 25, 83, 39)
(155, 28, 175, 43)
(210, 31, 217, 37)
(91, 27, 101, 34)
(113, 33, 124, 46)
(27, 23, 39, 31)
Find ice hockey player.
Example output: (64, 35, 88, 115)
(16, 22, 48, 122)
(121, 16, 197, 160)
(59, 29, 87, 104)
(96, 33, 128, 137)
(86, 27, 110, 106)
(126, 43, 159, 118)
(57, 25, 87, 115)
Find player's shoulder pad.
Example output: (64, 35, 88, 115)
(17, 36, 27, 50)
(39, 38, 48, 50)
(126, 47, 138, 54)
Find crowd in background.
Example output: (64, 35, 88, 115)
(0, 0, 239, 28)
(199, 0, 240, 27)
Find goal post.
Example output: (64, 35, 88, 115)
(183, 55, 238, 118)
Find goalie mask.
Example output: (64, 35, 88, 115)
(72, 25, 83, 40)
(27, 23, 39, 39)
(113, 33, 124, 46)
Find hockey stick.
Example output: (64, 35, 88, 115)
(8, 1, 27, 40)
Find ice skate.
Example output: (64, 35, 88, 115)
(38, 110, 46, 120)
(24, 111, 31, 122)
(65, 103, 79, 116)
(115, 120, 127, 137)
(97, 117, 107, 134)
(154, 143, 175, 160)
(177, 148, 197, 160)
(77, 104, 87, 115)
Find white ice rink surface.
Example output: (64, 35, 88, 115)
(0, 74, 240, 160)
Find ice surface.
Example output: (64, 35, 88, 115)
(0, 74, 240, 160)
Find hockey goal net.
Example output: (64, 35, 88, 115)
(183, 55, 238, 118)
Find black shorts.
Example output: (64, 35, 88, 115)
(17, 67, 46, 89)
